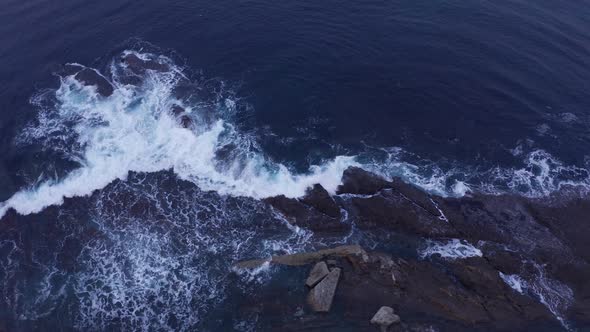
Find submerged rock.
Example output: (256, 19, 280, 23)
(306, 261, 330, 287)
(72, 67, 114, 97)
(121, 53, 170, 73)
(179, 114, 192, 128)
(307, 267, 341, 312)
(370, 306, 400, 331)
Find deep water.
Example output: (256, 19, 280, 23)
(1, 0, 590, 330)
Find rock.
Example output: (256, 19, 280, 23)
(336, 167, 392, 195)
(74, 68, 114, 97)
(179, 115, 192, 128)
(370, 306, 400, 331)
(347, 189, 457, 237)
(264, 194, 349, 235)
(171, 104, 185, 116)
(307, 267, 341, 312)
(306, 261, 330, 287)
(234, 245, 367, 269)
(300, 184, 341, 218)
(122, 53, 170, 73)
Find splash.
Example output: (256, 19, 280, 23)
(0, 50, 358, 218)
(419, 239, 482, 260)
(2, 48, 590, 219)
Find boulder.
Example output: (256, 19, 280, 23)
(306, 261, 330, 287)
(264, 192, 349, 235)
(308, 267, 341, 312)
(370, 306, 400, 331)
(347, 189, 457, 237)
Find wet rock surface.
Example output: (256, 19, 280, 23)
(264, 184, 348, 235)
(248, 166, 590, 331)
(65, 65, 114, 97)
(121, 53, 170, 73)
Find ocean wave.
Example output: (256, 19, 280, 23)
(0, 49, 358, 218)
(1, 47, 589, 219)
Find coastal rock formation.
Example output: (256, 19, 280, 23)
(264, 184, 347, 235)
(64, 64, 114, 97)
(249, 166, 590, 331)
(121, 53, 170, 73)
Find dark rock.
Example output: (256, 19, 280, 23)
(122, 53, 170, 73)
(252, 168, 590, 330)
(337, 167, 392, 195)
(306, 261, 330, 287)
(307, 267, 341, 312)
(171, 104, 185, 116)
(264, 194, 349, 235)
(179, 115, 192, 128)
(74, 68, 114, 97)
(301, 184, 341, 218)
(347, 189, 457, 238)
(483, 248, 524, 275)
(527, 196, 590, 262)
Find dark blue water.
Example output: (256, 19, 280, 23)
(1, 0, 590, 330)
(2, 0, 590, 198)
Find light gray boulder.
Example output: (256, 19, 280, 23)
(307, 267, 341, 312)
(370, 306, 400, 331)
(306, 261, 330, 287)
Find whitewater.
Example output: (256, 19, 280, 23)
(1, 49, 589, 219)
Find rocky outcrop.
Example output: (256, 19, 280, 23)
(336, 167, 393, 195)
(121, 53, 170, 73)
(264, 184, 347, 235)
(64, 64, 114, 97)
(252, 166, 590, 331)
(234, 245, 367, 269)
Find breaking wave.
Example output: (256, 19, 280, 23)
(1, 46, 589, 219)
(0, 49, 358, 218)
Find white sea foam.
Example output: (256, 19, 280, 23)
(419, 239, 482, 260)
(2, 50, 590, 219)
(499, 264, 574, 330)
(0, 52, 358, 218)
(499, 272, 526, 294)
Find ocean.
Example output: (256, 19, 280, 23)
(1, 0, 590, 330)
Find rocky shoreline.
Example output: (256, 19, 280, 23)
(2, 55, 587, 331)
(235, 167, 590, 331)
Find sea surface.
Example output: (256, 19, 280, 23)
(0, 0, 590, 330)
